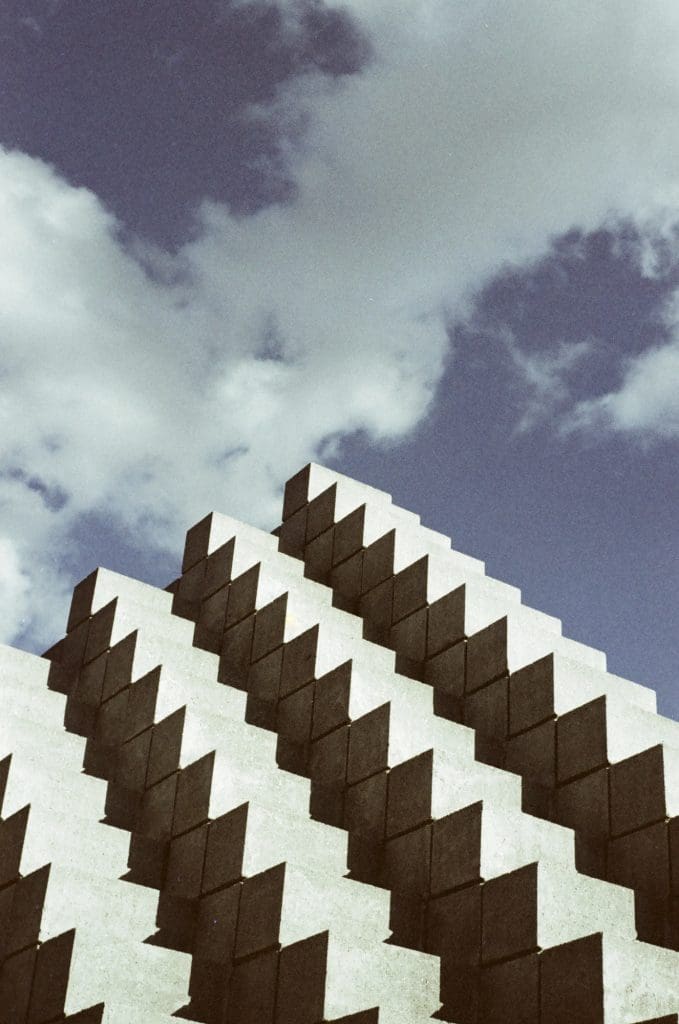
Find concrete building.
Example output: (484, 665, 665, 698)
(1, 463, 678, 1022)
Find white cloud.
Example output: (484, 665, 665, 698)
(567, 337, 679, 439)
(5, 0, 679, 645)
(0, 145, 446, 647)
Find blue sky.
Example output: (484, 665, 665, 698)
(1, 0, 677, 717)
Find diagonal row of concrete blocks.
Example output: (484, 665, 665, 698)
(43, 568, 440, 1024)
(276, 464, 679, 951)
(0, 645, 189, 1023)
(154, 500, 679, 1020)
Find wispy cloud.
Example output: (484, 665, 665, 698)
(499, 330, 594, 433)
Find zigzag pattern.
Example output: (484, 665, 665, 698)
(1, 462, 677, 1021)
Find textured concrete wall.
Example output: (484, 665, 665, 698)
(1, 462, 678, 1022)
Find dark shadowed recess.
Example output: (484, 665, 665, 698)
(335, 227, 679, 717)
(0, 0, 371, 247)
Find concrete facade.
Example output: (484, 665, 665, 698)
(1, 462, 678, 1021)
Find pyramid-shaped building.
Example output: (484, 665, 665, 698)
(1, 464, 678, 1022)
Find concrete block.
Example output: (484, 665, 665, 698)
(310, 724, 349, 788)
(203, 539, 236, 600)
(306, 485, 338, 542)
(438, 956, 481, 1024)
(195, 583, 229, 650)
(67, 571, 99, 633)
(278, 504, 307, 556)
(384, 822, 431, 894)
(430, 802, 483, 893)
(305, 526, 334, 582)
(330, 549, 364, 604)
(425, 640, 466, 719)
(280, 625, 318, 697)
(359, 577, 394, 638)
(275, 931, 327, 1024)
(283, 464, 387, 524)
(540, 931, 679, 1023)
(392, 556, 429, 625)
(481, 859, 634, 964)
(173, 557, 206, 615)
(248, 646, 283, 709)
(184, 957, 231, 1023)
(389, 605, 427, 664)
(165, 823, 209, 899)
(557, 696, 608, 782)
(386, 750, 434, 838)
(479, 952, 540, 1024)
(463, 676, 509, 740)
(610, 746, 679, 837)
(83, 599, 118, 665)
(227, 947, 279, 1024)
(344, 770, 388, 841)
(427, 587, 467, 657)
(0, 945, 37, 1022)
(0, 864, 49, 960)
(27, 927, 74, 1023)
(557, 694, 679, 786)
(194, 882, 240, 963)
(60, 617, 91, 671)
(466, 617, 509, 691)
(385, 746, 523, 841)
(220, 614, 255, 678)
(277, 680, 314, 746)
(283, 464, 313, 519)
(333, 506, 366, 566)
(347, 703, 391, 784)
(312, 661, 352, 739)
(388, 889, 427, 949)
(426, 884, 481, 961)
(509, 654, 657, 742)
(608, 822, 671, 899)
(355, 678, 472, 774)
(235, 862, 285, 958)
(556, 768, 611, 838)
(0, 804, 29, 886)
(251, 595, 289, 662)
(362, 530, 396, 594)
(505, 719, 557, 787)
(184, 511, 276, 572)
(172, 752, 213, 836)
(201, 804, 248, 893)
(226, 564, 262, 627)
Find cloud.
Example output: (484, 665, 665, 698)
(5, 0, 679, 646)
(567, 337, 679, 439)
(0, 143, 447, 648)
(500, 331, 593, 433)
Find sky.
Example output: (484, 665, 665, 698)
(0, 0, 677, 718)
